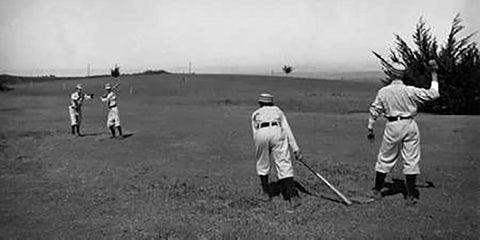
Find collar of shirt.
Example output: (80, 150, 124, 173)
(391, 79, 404, 85)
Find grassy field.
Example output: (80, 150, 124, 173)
(0, 74, 478, 239)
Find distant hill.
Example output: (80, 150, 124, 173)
(0, 74, 108, 85)
(0, 69, 171, 86)
(0, 70, 379, 92)
(293, 71, 385, 82)
(134, 69, 171, 75)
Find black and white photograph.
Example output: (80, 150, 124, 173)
(0, 0, 478, 238)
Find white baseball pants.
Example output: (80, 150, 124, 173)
(254, 126, 294, 180)
(69, 107, 81, 126)
(375, 119, 421, 175)
(107, 107, 121, 127)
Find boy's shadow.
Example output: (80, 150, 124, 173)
(268, 180, 314, 200)
(80, 132, 103, 137)
(80, 132, 134, 138)
(267, 178, 435, 203)
(382, 178, 435, 199)
(120, 133, 134, 139)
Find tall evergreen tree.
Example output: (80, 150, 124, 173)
(373, 14, 479, 114)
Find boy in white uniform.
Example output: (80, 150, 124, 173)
(367, 60, 440, 205)
(69, 84, 93, 136)
(101, 83, 123, 138)
(251, 93, 303, 211)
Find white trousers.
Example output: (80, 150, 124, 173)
(375, 119, 421, 175)
(69, 107, 81, 126)
(107, 107, 121, 127)
(254, 126, 294, 180)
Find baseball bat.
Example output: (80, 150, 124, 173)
(297, 158, 352, 205)
(112, 82, 120, 90)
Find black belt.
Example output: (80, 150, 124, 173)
(260, 122, 279, 128)
(386, 116, 412, 122)
(109, 105, 117, 109)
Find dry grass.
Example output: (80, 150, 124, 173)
(0, 74, 478, 239)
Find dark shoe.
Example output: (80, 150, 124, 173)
(291, 196, 301, 208)
(406, 195, 418, 206)
(286, 197, 301, 213)
(258, 175, 272, 202)
(372, 189, 382, 200)
(286, 207, 295, 214)
(281, 177, 299, 201)
(258, 193, 272, 202)
(405, 174, 418, 200)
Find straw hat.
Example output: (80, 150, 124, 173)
(390, 62, 406, 77)
(258, 93, 274, 103)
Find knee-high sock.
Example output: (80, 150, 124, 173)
(259, 175, 269, 194)
(109, 126, 116, 137)
(405, 174, 417, 196)
(282, 177, 299, 201)
(374, 171, 387, 191)
(116, 126, 123, 136)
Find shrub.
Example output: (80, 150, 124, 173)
(282, 65, 294, 75)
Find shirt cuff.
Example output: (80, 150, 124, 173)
(367, 118, 376, 130)
(431, 81, 439, 92)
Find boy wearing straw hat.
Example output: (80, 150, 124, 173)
(69, 83, 94, 136)
(101, 83, 123, 138)
(251, 93, 303, 212)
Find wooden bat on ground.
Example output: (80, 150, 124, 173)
(297, 157, 353, 206)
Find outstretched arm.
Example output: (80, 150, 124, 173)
(85, 93, 94, 100)
(367, 92, 383, 131)
(412, 60, 440, 102)
(367, 92, 383, 141)
(101, 93, 110, 102)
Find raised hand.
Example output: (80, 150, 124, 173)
(428, 59, 439, 71)
(367, 129, 375, 142)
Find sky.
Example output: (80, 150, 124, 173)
(0, 0, 478, 76)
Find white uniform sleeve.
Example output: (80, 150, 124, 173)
(71, 93, 80, 108)
(280, 110, 299, 152)
(410, 86, 439, 103)
(368, 91, 384, 129)
(251, 112, 258, 135)
(411, 72, 440, 103)
(101, 93, 110, 102)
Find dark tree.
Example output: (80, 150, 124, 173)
(282, 65, 294, 76)
(111, 65, 120, 78)
(373, 14, 480, 114)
